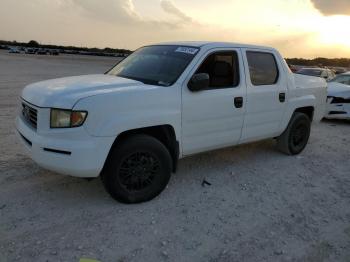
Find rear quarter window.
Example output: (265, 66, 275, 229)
(246, 51, 279, 86)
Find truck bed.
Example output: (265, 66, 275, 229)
(293, 73, 327, 121)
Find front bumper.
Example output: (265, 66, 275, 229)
(16, 116, 115, 177)
(324, 97, 350, 120)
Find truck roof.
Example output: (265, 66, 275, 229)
(154, 41, 276, 51)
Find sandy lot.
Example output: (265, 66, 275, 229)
(0, 50, 349, 262)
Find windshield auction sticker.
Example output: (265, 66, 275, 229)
(175, 47, 199, 55)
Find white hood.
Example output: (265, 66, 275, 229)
(328, 82, 350, 98)
(21, 74, 144, 108)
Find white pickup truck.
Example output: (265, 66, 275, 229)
(16, 42, 327, 203)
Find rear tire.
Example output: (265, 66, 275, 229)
(277, 112, 311, 155)
(102, 134, 172, 203)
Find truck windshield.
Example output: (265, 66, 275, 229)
(107, 45, 199, 86)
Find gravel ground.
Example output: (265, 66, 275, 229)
(0, 50, 349, 262)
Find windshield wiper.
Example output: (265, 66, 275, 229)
(158, 81, 171, 87)
(115, 74, 171, 86)
(116, 75, 146, 84)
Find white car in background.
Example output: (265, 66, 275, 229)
(325, 72, 350, 120)
(296, 67, 335, 81)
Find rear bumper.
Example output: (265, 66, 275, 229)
(16, 116, 115, 177)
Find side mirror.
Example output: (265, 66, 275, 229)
(188, 73, 210, 92)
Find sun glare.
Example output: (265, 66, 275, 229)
(316, 16, 350, 47)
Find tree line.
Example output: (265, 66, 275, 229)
(286, 58, 350, 68)
(0, 40, 132, 55)
(2, 39, 350, 67)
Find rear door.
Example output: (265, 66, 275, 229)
(240, 49, 288, 143)
(181, 48, 246, 155)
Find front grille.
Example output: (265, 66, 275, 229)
(22, 103, 38, 129)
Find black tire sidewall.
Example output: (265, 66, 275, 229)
(102, 135, 172, 203)
(287, 113, 311, 155)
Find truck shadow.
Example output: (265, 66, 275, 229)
(9, 136, 300, 211)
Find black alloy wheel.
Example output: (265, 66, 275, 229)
(102, 134, 172, 203)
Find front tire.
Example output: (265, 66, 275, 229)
(277, 112, 311, 155)
(102, 134, 172, 203)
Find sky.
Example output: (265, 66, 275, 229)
(1, 0, 350, 58)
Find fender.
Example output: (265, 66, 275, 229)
(73, 84, 182, 142)
(279, 94, 316, 132)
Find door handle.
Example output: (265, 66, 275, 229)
(279, 92, 286, 103)
(234, 97, 243, 108)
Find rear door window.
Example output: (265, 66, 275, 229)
(246, 51, 279, 86)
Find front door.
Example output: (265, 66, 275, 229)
(181, 49, 246, 155)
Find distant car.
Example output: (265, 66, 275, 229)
(37, 49, 48, 55)
(288, 64, 298, 73)
(9, 47, 20, 54)
(25, 48, 36, 54)
(296, 68, 335, 81)
(332, 67, 347, 75)
(325, 72, 350, 120)
(329, 72, 350, 85)
(48, 49, 59, 56)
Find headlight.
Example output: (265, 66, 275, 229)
(50, 109, 88, 128)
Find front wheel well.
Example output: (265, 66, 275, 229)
(294, 106, 314, 121)
(107, 125, 179, 172)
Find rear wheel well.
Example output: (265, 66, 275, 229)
(107, 125, 179, 172)
(294, 106, 314, 121)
